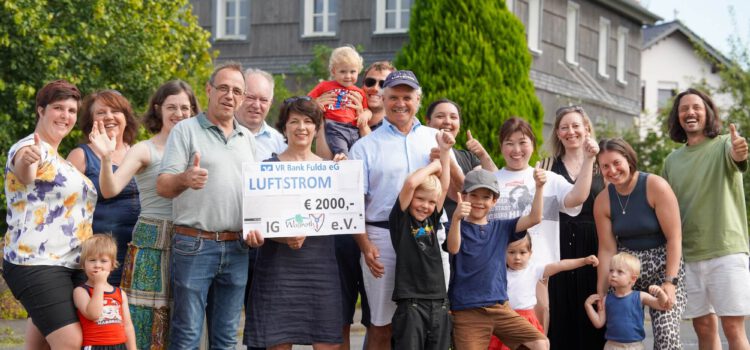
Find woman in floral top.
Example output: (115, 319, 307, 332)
(3, 80, 96, 349)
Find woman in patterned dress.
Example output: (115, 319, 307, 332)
(88, 80, 199, 349)
(3, 80, 96, 349)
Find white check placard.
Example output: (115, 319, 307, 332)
(242, 160, 365, 238)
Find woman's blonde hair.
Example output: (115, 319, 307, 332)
(610, 252, 640, 278)
(548, 105, 595, 158)
(80, 234, 119, 269)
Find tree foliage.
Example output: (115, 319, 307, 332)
(0, 0, 215, 232)
(394, 0, 544, 166)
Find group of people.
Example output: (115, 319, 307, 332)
(2, 44, 750, 350)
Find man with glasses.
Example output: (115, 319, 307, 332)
(157, 62, 256, 349)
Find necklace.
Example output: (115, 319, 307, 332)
(615, 190, 630, 215)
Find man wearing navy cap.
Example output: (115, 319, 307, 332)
(350, 70, 454, 349)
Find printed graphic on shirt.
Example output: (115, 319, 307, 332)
(325, 89, 353, 111)
(411, 223, 435, 252)
(97, 298, 123, 325)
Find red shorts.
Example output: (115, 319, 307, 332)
(489, 309, 543, 350)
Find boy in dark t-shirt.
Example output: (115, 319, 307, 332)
(388, 130, 454, 350)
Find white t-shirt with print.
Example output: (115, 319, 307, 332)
(489, 167, 581, 266)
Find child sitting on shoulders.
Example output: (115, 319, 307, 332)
(492, 235, 599, 350)
(308, 45, 372, 155)
(447, 167, 550, 350)
(389, 130, 454, 349)
(73, 234, 136, 350)
(585, 252, 668, 350)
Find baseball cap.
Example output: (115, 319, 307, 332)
(382, 70, 420, 89)
(463, 169, 500, 196)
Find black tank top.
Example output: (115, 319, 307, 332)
(608, 172, 666, 250)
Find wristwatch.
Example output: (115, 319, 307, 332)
(663, 275, 679, 285)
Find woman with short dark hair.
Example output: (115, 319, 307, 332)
(3, 80, 96, 349)
(68, 90, 141, 285)
(245, 96, 344, 350)
(594, 138, 686, 349)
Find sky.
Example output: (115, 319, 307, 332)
(642, 0, 750, 58)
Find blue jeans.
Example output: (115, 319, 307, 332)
(169, 233, 249, 349)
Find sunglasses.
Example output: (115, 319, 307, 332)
(364, 77, 385, 88)
(283, 96, 312, 105)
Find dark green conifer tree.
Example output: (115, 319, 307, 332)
(395, 0, 544, 166)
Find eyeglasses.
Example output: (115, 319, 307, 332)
(211, 83, 244, 98)
(283, 96, 312, 105)
(364, 77, 385, 88)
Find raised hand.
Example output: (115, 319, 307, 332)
(584, 254, 599, 267)
(18, 133, 43, 167)
(184, 152, 208, 190)
(533, 161, 547, 188)
(583, 136, 599, 158)
(91, 266, 110, 287)
(436, 130, 455, 151)
(453, 192, 471, 221)
(465, 130, 488, 157)
(730, 123, 748, 162)
(88, 120, 116, 157)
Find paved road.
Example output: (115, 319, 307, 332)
(1, 314, 747, 349)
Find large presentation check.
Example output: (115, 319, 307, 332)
(242, 160, 365, 238)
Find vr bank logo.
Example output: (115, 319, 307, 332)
(260, 164, 273, 172)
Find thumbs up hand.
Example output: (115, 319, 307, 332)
(534, 161, 547, 189)
(465, 130, 489, 159)
(17, 133, 43, 168)
(583, 136, 599, 159)
(185, 152, 208, 190)
(730, 123, 748, 162)
(453, 192, 472, 222)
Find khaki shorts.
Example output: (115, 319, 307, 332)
(453, 302, 546, 350)
(684, 253, 750, 318)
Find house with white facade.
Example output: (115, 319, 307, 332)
(640, 20, 732, 136)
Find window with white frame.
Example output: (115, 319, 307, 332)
(527, 0, 543, 53)
(565, 2, 579, 64)
(598, 17, 610, 78)
(657, 82, 678, 111)
(216, 0, 248, 40)
(616, 26, 629, 84)
(303, 0, 337, 37)
(375, 0, 412, 33)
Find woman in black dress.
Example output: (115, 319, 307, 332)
(545, 105, 607, 349)
(244, 96, 344, 350)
